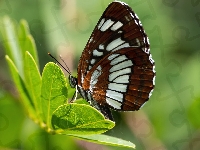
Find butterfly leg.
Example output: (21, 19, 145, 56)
(69, 85, 78, 103)
(77, 86, 114, 121)
(88, 92, 114, 121)
(96, 104, 114, 121)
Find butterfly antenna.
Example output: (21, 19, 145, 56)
(48, 52, 71, 75)
(59, 55, 71, 75)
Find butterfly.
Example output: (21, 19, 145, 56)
(66, 1, 156, 121)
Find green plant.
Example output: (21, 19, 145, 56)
(0, 16, 135, 149)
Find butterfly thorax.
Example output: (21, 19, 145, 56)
(69, 75, 77, 88)
(69, 74, 101, 105)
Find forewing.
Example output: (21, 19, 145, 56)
(77, 1, 149, 86)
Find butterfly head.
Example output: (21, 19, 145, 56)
(69, 75, 77, 88)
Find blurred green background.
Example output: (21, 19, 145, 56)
(0, 0, 200, 149)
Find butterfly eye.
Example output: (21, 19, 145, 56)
(69, 75, 77, 88)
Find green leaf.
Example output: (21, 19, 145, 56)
(74, 98, 90, 105)
(18, 19, 30, 59)
(5, 55, 37, 121)
(18, 19, 30, 39)
(52, 104, 115, 135)
(69, 134, 135, 149)
(2, 16, 23, 77)
(41, 62, 68, 129)
(24, 51, 42, 121)
(18, 20, 39, 67)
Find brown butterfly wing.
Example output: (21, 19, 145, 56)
(75, 1, 155, 119)
(77, 1, 150, 87)
(82, 47, 155, 111)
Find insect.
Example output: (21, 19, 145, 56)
(50, 1, 155, 121)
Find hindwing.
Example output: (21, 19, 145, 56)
(82, 47, 155, 110)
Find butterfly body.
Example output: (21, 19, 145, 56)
(70, 1, 155, 121)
